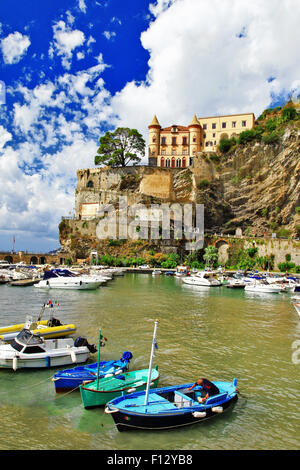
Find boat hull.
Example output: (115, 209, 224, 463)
(0, 350, 90, 369)
(80, 369, 160, 408)
(111, 394, 238, 432)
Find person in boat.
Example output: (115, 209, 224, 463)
(188, 378, 220, 403)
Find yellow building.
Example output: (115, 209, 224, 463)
(148, 112, 255, 167)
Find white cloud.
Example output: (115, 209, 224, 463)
(78, 0, 87, 14)
(103, 31, 116, 40)
(111, 0, 300, 150)
(1, 31, 30, 64)
(0, 125, 12, 149)
(49, 20, 85, 69)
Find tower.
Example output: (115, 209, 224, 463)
(188, 115, 202, 164)
(148, 115, 161, 166)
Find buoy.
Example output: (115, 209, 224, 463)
(127, 387, 136, 393)
(212, 406, 223, 413)
(105, 406, 119, 414)
(192, 411, 206, 418)
(70, 350, 76, 363)
(12, 355, 18, 371)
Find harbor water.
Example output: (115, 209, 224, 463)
(0, 273, 299, 450)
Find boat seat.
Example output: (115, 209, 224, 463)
(174, 390, 197, 408)
(205, 393, 228, 406)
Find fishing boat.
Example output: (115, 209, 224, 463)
(0, 301, 76, 341)
(34, 269, 101, 290)
(52, 351, 133, 393)
(182, 271, 221, 287)
(105, 379, 238, 431)
(80, 366, 160, 409)
(0, 319, 97, 370)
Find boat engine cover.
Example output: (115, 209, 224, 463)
(74, 336, 97, 353)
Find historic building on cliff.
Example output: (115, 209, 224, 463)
(148, 112, 255, 167)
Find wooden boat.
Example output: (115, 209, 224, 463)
(0, 321, 97, 370)
(52, 351, 133, 393)
(80, 366, 160, 408)
(105, 379, 238, 431)
(0, 302, 76, 341)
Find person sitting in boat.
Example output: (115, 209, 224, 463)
(188, 378, 220, 403)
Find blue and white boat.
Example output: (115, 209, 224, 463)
(105, 379, 238, 431)
(52, 351, 133, 392)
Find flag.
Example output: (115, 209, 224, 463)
(153, 339, 159, 350)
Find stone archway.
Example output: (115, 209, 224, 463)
(30, 256, 38, 265)
(39, 257, 46, 265)
(214, 238, 231, 265)
(4, 255, 13, 264)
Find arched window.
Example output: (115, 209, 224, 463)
(166, 158, 170, 168)
(87, 180, 94, 188)
(160, 157, 165, 167)
(176, 159, 181, 168)
(182, 157, 186, 168)
(171, 157, 175, 168)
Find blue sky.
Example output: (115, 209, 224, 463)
(0, 0, 299, 253)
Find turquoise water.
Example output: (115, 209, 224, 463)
(0, 274, 299, 450)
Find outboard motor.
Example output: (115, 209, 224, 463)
(74, 336, 97, 354)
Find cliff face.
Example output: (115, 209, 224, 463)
(218, 126, 300, 237)
(59, 124, 299, 260)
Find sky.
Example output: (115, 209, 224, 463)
(0, 0, 300, 253)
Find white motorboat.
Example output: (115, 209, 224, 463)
(226, 278, 246, 289)
(244, 280, 282, 294)
(183, 271, 221, 287)
(34, 269, 101, 290)
(0, 322, 97, 370)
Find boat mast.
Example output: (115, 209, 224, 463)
(96, 328, 101, 390)
(144, 320, 158, 406)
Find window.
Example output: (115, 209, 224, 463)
(212, 133, 216, 138)
(212, 123, 216, 129)
(205, 142, 209, 147)
(165, 158, 170, 167)
(161, 137, 166, 145)
(171, 126, 177, 133)
(189, 157, 193, 166)
(203, 133, 206, 138)
(87, 180, 94, 188)
(172, 136, 177, 145)
(242, 120, 246, 127)
(183, 149, 188, 155)
(176, 159, 181, 168)
(172, 149, 176, 155)
(171, 157, 176, 168)
(182, 136, 187, 145)
(193, 137, 196, 142)
(222, 122, 226, 128)
(161, 150, 166, 155)
(203, 124, 207, 130)
(232, 121, 236, 128)
(160, 157, 165, 167)
(152, 137, 156, 142)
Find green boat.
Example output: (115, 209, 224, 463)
(80, 366, 160, 409)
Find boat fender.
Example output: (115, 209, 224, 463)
(192, 411, 206, 418)
(150, 382, 154, 386)
(70, 350, 77, 363)
(105, 406, 119, 414)
(82, 380, 93, 385)
(45, 356, 51, 368)
(127, 387, 136, 393)
(104, 373, 114, 378)
(212, 406, 223, 413)
(12, 355, 18, 371)
(114, 369, 123, 375)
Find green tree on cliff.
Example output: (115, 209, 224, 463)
(94, 127, 146, 167)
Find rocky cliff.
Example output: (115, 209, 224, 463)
(59, 117, 299, 261)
